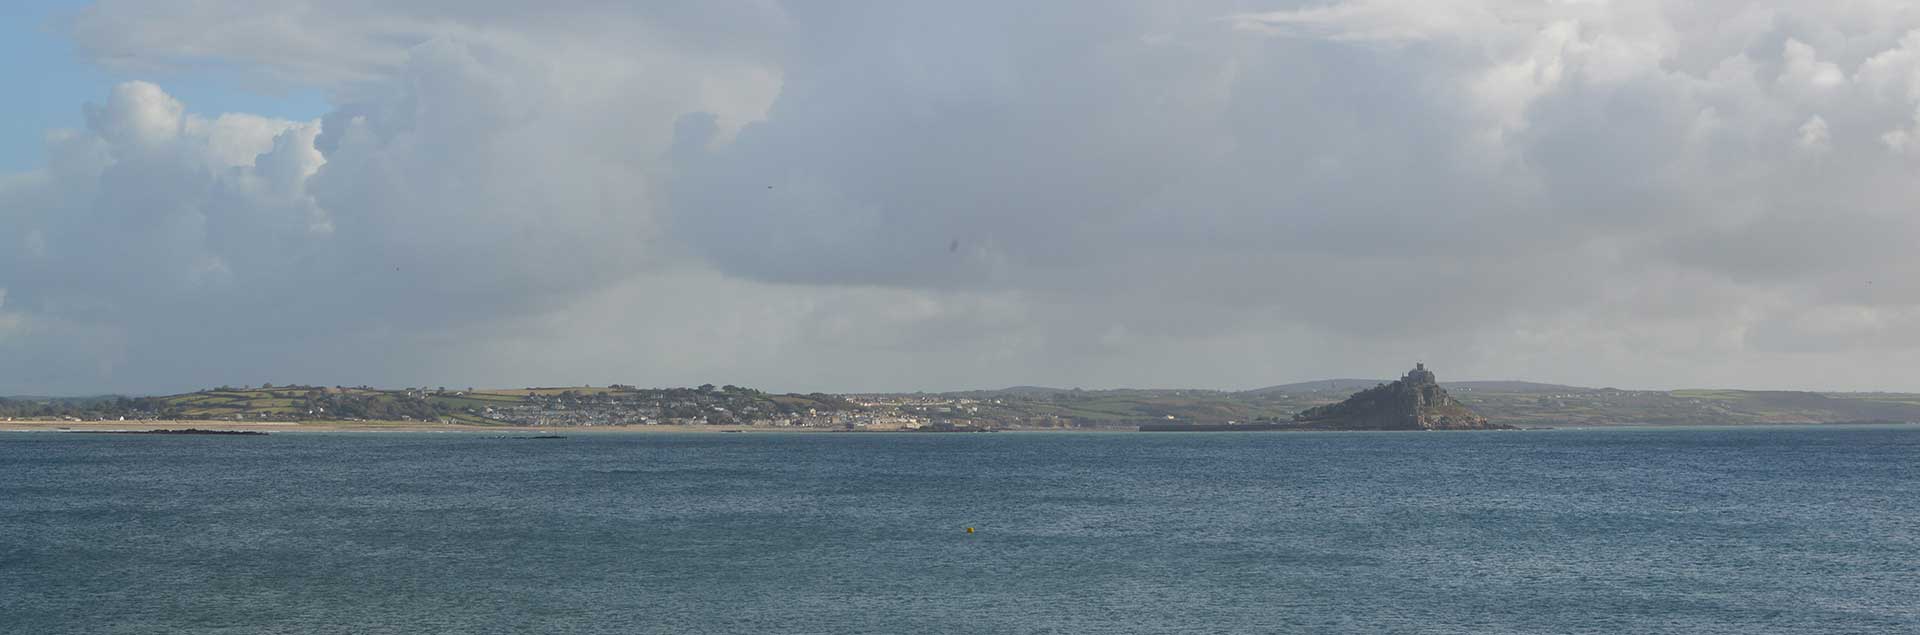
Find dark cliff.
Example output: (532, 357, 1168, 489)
(1292, 364, 1510, 430)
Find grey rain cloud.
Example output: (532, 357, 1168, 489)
(5, 0, 1920, 394)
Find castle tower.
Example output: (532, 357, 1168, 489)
(1404, 362, 1436, 385)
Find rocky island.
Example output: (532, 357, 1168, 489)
(1142, 363, 1512, 431)
(1289, 363, 1510, 430)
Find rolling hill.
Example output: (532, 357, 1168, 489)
(9, 380, 1920, 428)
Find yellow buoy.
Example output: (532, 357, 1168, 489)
(966, 527, 974, 534)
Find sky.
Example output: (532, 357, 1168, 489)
(4, 0, 1920, 395)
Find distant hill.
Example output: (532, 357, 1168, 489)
(1, 394, 142, 418)
(1446, 381, 1589, 393)
(11, 379, 1920, 428)
(989, 386, 1075, 397)
(1241, 379, 1384, 395)
(4, 385, 858, 427)
(937, 386, 1238, 398)
(1247, 379, 1588, 395)
(1456, 387, 1920, 427)
(0, 395, 129, 405)
(937, 381, 1920, 427)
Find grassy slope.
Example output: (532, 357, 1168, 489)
(154, 387, 512, 423)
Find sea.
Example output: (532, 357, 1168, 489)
(3, 425, 1917, 634)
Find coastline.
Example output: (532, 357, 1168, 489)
(0, 419, 841, 434)
(7, 420, 1906, 435)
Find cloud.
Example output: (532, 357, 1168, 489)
(6, 8, 784, 393)
(1797, 115, 1831, 152)
(667, 1, 1920, 389)
(9, 1, 1920, 394)
(67, 0, 791, 92)
(1227, 1, 1506, 44)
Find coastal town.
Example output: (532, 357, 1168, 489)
(470, 386, 1002, 430)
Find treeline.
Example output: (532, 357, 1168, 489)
(0, 396, 172, 419)
(1, 390, 449, 422)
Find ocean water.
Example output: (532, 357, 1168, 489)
(3, 426, 1917, 634)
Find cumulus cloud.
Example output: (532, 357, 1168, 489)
(9, 0, 1920, 393)
(5, 8, 785, 392)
